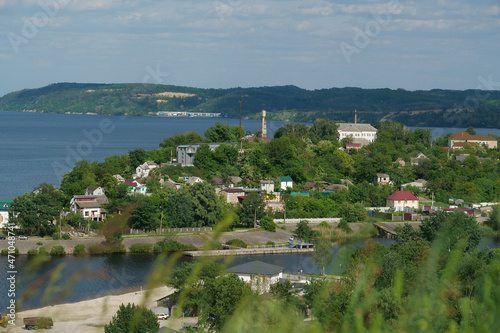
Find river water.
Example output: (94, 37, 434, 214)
(1, 236, 499, 311)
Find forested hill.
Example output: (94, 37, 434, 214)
(1, 82, 500, 128)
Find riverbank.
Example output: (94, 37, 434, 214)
(7, 285, 176, 333)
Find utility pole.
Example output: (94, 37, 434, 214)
(159, 205, 163, 235)
(239, 99, 242, 139)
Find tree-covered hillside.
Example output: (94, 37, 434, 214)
(1, 82, 500, 128)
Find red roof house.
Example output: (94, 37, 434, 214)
(386, 191, 419, 210)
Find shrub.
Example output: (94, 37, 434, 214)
(36, 241, 43, 246)
(1, 249, 19, 255)
(50, 245, 66, 256)
(39, 247, 49, 255)
(318, 221, 331, 229)
(73, 244, 86, 255)
(62, 233, 71, 240)
(130, 243, 152, 253)
(27, 249, 39, 255)
(52, 233, 60, 240)
(104, 303, 159, 333)
(154, 239, 194, 253)
(338, 219, 352, 234)
(88, 243, 126, 255)
(260, 216, 277, 232)
(226, 239, 248, 248)
(266, 241, 275, 246)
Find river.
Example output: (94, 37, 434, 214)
(1, 236, 499, 311)
(2, 110, 500, 198)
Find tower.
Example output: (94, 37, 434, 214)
(261, 110, 267, 138)
(355, 109, 357, 124)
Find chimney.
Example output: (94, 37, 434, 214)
(261, 110, 267, 138)
(355, 109, 357, 124)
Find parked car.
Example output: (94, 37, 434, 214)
(156, 313, 169, 320)
(18, 235, 28, 240)
(0, 235, 5, 240)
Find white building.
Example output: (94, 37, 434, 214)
(226, 260, 284, 294)
(337, 123, 377, 145)
(134, 161, 158, 179)
(85, 186, 105, 196)
(279, 176, 293, 190)
(386, 191, 420, 211)
(260, 180, 275, 193)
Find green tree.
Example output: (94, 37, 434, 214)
(129, 197, 160, 231)
(259, 216, 276, 232)
(239, 193, 266, 228)
(312, 238, 334, 275)
(293, 220, 315, 240)
(181, 182, 224, 227)
(199, 273, 252, 332)
(128, 148, 147, 170)
(420, 211, 481, 252)
(466, 126, 476, 135)
(165, 193, 195, 228)
(486, 205, 500, 231)
(104, 303, 159, 333)
(204, 122, 239, 142)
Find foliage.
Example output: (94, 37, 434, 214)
(129, 243, 153, 253)
(226, 239, 248, 248)
(485, 205, 500, 231)
(62, 233, 71, 240)
(198, 273, 253, 331)
(294, 220, 316, 240)
(50, 245, 66, 256)
(104, 303, 159, 333)
(154, 239, 194, 253)
(73, 244, 86, 255)
(239, 193, 266, 228)
(312, 238, 334, 275)
(27, 249, 39, 256)
(259, 216, 276, 232)
(129, 197, 160, 231)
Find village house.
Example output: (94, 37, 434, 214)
(410, 153, 428, 166)
(70, 195, 107, 221)
(394, 158, 406, 167)
(184, 176, 204, 185)
(279, 176, 293, 190)
(401, 179, 428, 192)
(85, 186, 105, 196)
(226, 260, 284, 294)
(375, 173, 391, 186)
(134, 161, 158, 179)
(0, 199, 13, 229)
(221, 188, 247, 205)
(260, 180, 275, 193)
(448, 131, 498, 149)
(386, 191, 420, 210)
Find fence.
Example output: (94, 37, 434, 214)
(274, 218, 341, 224)
(123, 227, 212, 234)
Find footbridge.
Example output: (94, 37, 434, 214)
(374, 222, 421, 239)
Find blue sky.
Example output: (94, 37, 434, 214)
(0, 0, 499, 97)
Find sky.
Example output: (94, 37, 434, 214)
(0, 0, 499, 97)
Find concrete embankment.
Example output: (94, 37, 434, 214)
(183, 247, 314, 257)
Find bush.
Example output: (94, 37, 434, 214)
(226, 239, 248, 248)
(130, 243, 152, 253)
(1, 249, 19, 255)
(318, 221, 331, 229)
(27, 249, 39, 255)
(104, 303, 159, 333)
(36, 241, 43, 246)
(88, 243, 126, 255)
(266, 241, 275, 246)
(73, 244, 86, 255)
(52, 233, 60, 240)
(39, 247, 49, 255)
(154, 239, 194, 253)
(338, 219, 352, 234)
(50, 245, 66, 256)
(207, 242, 223, 250)
(62, 233, 71, 240)
(260, 216, 277, 232)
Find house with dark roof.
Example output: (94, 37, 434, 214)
(226, 260, 284, 293)
(386, 191, 419, 210)
(70, 196, 107, 221)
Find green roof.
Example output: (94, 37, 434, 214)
(278, 176, 293, 182)
(0, 199, 13, 211)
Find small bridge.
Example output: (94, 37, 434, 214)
(374, 222, 421, 239)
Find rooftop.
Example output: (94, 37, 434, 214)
(279, 176, 293, 182)
(337, 123, 377, 132)
(387, 191, 419, 201)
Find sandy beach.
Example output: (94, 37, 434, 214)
(5, 285, 190, 332)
